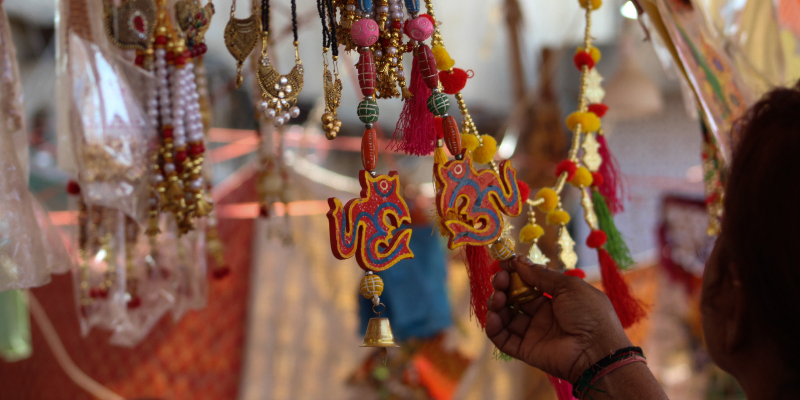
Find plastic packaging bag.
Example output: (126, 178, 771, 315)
(0, 290, 32, 362)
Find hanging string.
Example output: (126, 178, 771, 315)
(290, 0, 298, 42)
(261, 0, 270, 32)
(317, 0, 329, 49)
(326, 0, 338, 57)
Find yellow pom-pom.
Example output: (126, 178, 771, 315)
(576, 46, 601, 63)
(569, 166, 593, 188)
(535, 188, 559, 212)
(432, 45, 455, 71)
(472, 135, 497, 164)
(462, 133, 480, 152)
(565, 111, 601, 133)
(546, 209, 571, 226)
(489, 236, 515, 260)
(360, 274, 384, 299)
(579, 0, 602, 10)
(519, 224, 544, 243)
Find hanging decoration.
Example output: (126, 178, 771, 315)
(224, 0, 260, 88)
(318, 0, 343, 139)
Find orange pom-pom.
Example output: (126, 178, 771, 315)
(588, 103, 609, 118)
(573, 52, 595, 70)
(556, 160, 577, 180)
(439, 68, 469, 94)
(586, 229, 607, 249)
(564, 269, 586, 279)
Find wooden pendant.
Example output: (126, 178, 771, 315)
(434, 151, 522, 249)
(357, 50, 377, 96)
(442, 115, 461, 156)
(415, 44, 439, 89)
(327, 171, 414, 271)
(361, 128, 377, 171)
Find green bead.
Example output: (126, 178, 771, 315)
(357, 98, 380, 123)
(427, 92, 450, 116)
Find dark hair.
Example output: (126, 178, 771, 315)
(722, 82, 800, 370)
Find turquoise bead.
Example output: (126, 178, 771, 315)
(427, 92, 450, 116)
(357, 98, 380, 124)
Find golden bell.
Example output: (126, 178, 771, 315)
(508, 271, 542, 306)
(360, 318, 400, 348)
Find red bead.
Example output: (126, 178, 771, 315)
(189, 145, 202, 156)
(555, 160, 577, 180)
(155, 36, 168, 45)
(175, 163, 184, 173)
(165, 51, 175, 62)
(573, 52, 595, 70)
(564, 269, 587, 279)
(134, 55, 144, 66)
(259, 205, 269, 218)
(66, 180, 81, 195)
(357, 51, 377, 96)
(197, 43, 207, 55)
(588, 103, 609, 118)
(98, 287, 109, 299)
(406, 43, 414, 53)
(127, 296, 142, 309)
(213, 266, 231, 280)
(415, 44, 439, 89)
(442, 115, 461, 156)
(361, 128, 378, 171)
(89, 288, 99, 298)
(591, 171, 604, 187)
(175, 151, 187, 163)
(392, 20, 403, 30)
(380, 38, 391, 48)
(162, 127, 174, 138)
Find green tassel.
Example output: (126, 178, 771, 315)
(592, 189, 634, 270)
(493, 346, 515, 362)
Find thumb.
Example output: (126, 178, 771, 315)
(512, 257, 572, 296)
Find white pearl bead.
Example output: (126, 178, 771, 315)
(174, 137, 186, 148)
(390, 3, 401, 11)
(346, 4, 355, 11)
(281, 111, 290, 121)
(273, 117, 285, 127)
(374, 49, 383, 58)
(151, 173, 164, 183)
(378, 6, 388, 13)
(265, 108, 276, 119)
(290, 106, 301, 118)
(155, 49, 166, 56)
(397, 70, 405, 79)
(190, 179, 202, 190)
(388, 47, 397, 55)
(163, 163, 175, 173)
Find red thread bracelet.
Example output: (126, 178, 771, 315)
(589, 355, 647, 386)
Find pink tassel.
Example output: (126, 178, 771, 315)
(464, 245, 497, 328)
(391, 55, 436, 156)
(548, 375, 577, 400)
(597, 134, 626, 214)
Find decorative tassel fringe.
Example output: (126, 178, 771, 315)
(464, 246, 497, 328)
(592, 189, 634, 270)
(597, 134, 626, 214)
(597, 248, 646, 329)
(548, 375, 577, 400)
(392, 55, 435, 156)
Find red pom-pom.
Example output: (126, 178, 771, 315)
(419, 13, 435, 26)
(555, 160, 578, 180)
(213, 266, 231, 280)
(588, 103, 609, 118)
(439, 68, 469, 95)
(586, 229, 607, 249)
(591, 172, 604, 187)
(573, 52, 595, 70)
(517, 180, 530, 202)
(564, 269, 587, 279)
(66, 180, 81, 195)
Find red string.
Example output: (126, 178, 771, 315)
(597, 135, 626, 214)
(464, 245, 496, 328)
(391, 55, 435, 156)
(598, 248, 646, 328)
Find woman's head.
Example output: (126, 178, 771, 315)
(702, 83, 800, 380)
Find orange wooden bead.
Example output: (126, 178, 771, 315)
(442, 115, 461, 156)
(361, 128, 378, 171)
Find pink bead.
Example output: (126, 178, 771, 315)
(351, 19, 380, 47)
(404, 17, 434, 41)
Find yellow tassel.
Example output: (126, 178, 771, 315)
(472, 135, 497, 164)
(535, 188, 559, 212)
(462, 133, 480, 152)
(402, 87, 413, 100)
(519, 223, 544, 243)
(546, 209, 571, 226)
(434, 146, 448, 166)
(569, 167, 594, 188)
(565, 111, 601, 133)
(432, 45, 455, 71)
(576, 46, 602, 63)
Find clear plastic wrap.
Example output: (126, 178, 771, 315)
(65, 32, 157, 225)
(0, 290, 32, 362)
(171, 220, 208, 321)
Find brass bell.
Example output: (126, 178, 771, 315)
(508, 271, 542, 307)
(361, 317, 400, 348)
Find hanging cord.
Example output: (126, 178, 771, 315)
(290, 0, 298, 42)
(28, 293, 124, 400)
(326, 0, 337, 57)
(317, 0, 330, 49)
(261, 0, 270, 32)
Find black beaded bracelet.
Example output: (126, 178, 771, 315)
(572, 346, 646, 399)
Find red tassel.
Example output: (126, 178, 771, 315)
(517, 180, 530, 202)
(392, 54, 436, 156)
(597, 134, 626, 214)
(548, 375, 577, 400)
(598, 248, 646, 328)
(465, 245, 496, 328)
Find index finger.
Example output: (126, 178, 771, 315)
(512, 258, 572, 297)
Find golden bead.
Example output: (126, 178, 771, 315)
(489, 236, 515, 260)
(322, 112, 335, 124)
(360, 274, 384, 298)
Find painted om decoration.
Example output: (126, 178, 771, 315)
(327, 171, 414, 271)
(434, 151, 522, 249)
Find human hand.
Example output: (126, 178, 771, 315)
(486, 256, 632, 383)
